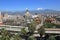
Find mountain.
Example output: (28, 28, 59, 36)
(1, 9, 60, 15)
(30, 9, 60, 15)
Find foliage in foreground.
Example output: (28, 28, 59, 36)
(28, 35, 36, 40)
(38, 26, 45, 37)
(47, 35, 56, 40)
(13, 34, 22, 40)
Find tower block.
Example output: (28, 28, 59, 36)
(0, 12, 3, 25)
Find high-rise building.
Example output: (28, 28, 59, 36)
(25, 9, 31, 17)
(0, 11, 3, 25)
(25, 9, 32, 23)
(4, 13, 8, 17)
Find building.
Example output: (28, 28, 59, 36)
(24, 9, 33, 24)
(0, 12, 3, 25)
(3, 13, 25, 26)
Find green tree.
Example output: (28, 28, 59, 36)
(47, 35, 56, 40)
(0, 28, 10, 40)
(13, 34, 22, 40)
(28, 24, 35, 33)
(20, 28, 27, 35)
(38, 26, 45, 37)
(28, 21, 36, 34)
(43, 22, 54, 28)
(28, 35, 36, 40)
(20, 28, 28, 40)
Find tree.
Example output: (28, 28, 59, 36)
(47, 35, 56, 40)
(28, 35, 36, 40)
(13, 34, 22, 40)
(20, 28, 27, 36)
(28, 21, 36, 34)
(0, 28, 10, 40)
(38, 26, 45, 36)
(20, 28, 28, 40)
(38, 26, 45, 37)
(43, 22, 55, 28)
(28, 24, 35, 33)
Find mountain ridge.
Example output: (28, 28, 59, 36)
(1, 9, 60, 15)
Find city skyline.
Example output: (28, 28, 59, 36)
(0, 0, 60, 11)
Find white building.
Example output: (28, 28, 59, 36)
(25, 9, 33, 23)
(0, 12, 3, 25)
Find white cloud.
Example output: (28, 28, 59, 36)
(37, 8, 43, 10)
(26, 8, 28, 10)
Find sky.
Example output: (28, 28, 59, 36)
(0, 0, 60, 11)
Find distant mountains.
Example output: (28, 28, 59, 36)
(1, 9, 60, 15)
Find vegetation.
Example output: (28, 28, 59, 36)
(38, 26, 45, 37)
(20, 28, 27, 36)
(0, 20, 59, 40)
(0, 28, 10, 40)
(28, 35, 36, 40)
(28, 23, 36, 34)
(13, 34, 22, 40)
(47, 35, 56, 40)
(43, 22, 52, 28)
(56, 18, 60, 21)
(43, 22, 60, 28)
(37, 26, 45, 40)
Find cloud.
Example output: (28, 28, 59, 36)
(26, 8, 28, 10)
(37, 8, 43, 10)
